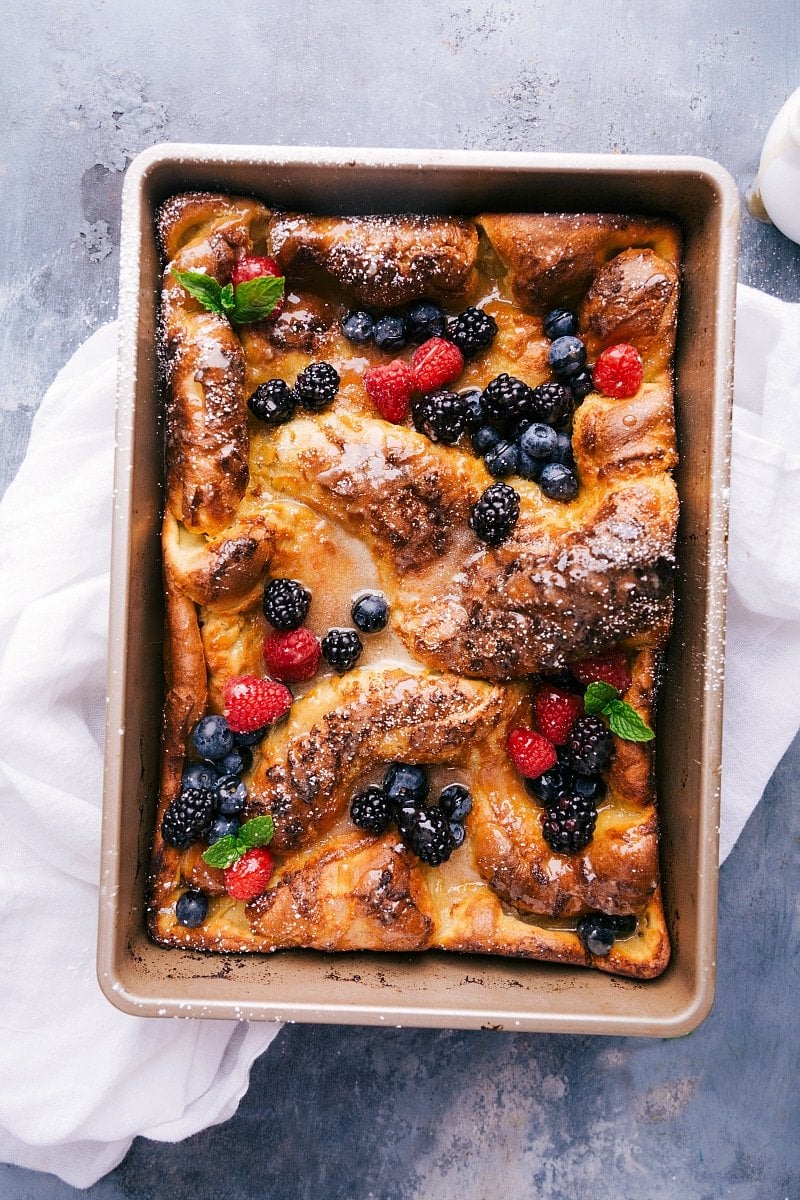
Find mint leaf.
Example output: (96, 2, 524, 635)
(604, 699, 654, 742)
(202, 835, 243, 870)
(583, 681, 619, 714)
(231, 275, 285, 323)
(219, 283, 235, 314)
(170, 268, 224, 314)
(239, 815, 275, 849)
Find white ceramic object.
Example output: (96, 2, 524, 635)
(749, 86, 800, 243)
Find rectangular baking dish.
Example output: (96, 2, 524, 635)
(99, 145, 738, 1036)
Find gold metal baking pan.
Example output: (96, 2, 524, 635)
(99, 145, 738, 1035)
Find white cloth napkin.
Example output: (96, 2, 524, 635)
(0, 283, 798, 1187)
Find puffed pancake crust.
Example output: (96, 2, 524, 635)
(149, 193, 681, 979)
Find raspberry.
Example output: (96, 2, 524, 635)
(224, 846, 274, 901)
(223, 675, 292, 733)
(411, 337, 464, 392)
(364, 359, 414, 422)
(532, 685, 584, 745)
(232, 255, 283, 318)
(507, 727, 558, 779)
(571, 649, 632, 694)
(263, 628, 321, 683)
(593, 343, 643, 399)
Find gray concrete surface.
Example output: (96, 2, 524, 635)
(1, 1, 798, 1196)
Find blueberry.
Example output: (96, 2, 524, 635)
(215, 775, 248, 816)
(438, 783, 472, 823)
(517, 449, 544, 482)
(448, 821, 466, 848)
(484, 439, 520, 478)
(341, 310, 374, 345)
(525, 763, 572, 806)
(548, 336, 587, 379)
(610, 914, 637, 936)
(549, 431, 575, 467)
(208, 815, 241, 843)
(544, 308, 579, 340)
(576, 913, 616, 956)
(572, 774, 606, 803)
(191, 715, 234, 763)
(233, 726, 269, 749)
(540, 462, 579, 502)
(351, 592, 390, 634)
(219, 746, 252, 778)
(472, 424, 502, 455)
(176, 890, 208, 928)
(569, 368, 594, 401)
(181, 762, 217, 792)
(459, 387, 486, 429)
(373, 314, 407, 352)
(384, 762, 429, 805)
(405, 302, 446, 343)
(520, 422, 558, 460)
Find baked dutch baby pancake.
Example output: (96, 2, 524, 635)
(148, 192, 681, 978)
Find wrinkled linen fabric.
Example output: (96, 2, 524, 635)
(0, 285, 797, 1185)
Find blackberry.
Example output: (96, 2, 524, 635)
(176, 890, 209, 928)
(161, 787, 214, 850)
(411, 390, 468, 445)
(544, 308, 579, 340)
(484, 439, 520, 478)
(438, 783, 472, 823)
(248, 379, 297, 425)
(569, 368, 594, 401)
(350, 785, 393, 834)
(548, 335, 586, 379)
(321, 628, 363, 672)
(399, 804, 455, 866)
(482, 373, 535, 426)
(341, 310, 374, 345)
(568, 715, 614, 774)
(447, 306, 498, 357)
(541, 792, 597, 853)
(529, 382, 574, 426)
(468, 482, 520, 547)
(406, 302, 446, 343)
(540, 462, 579, 502)
(294, 361, 340, 411)
(263, 577, 311, 631)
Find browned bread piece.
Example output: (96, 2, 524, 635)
(149, 197, 680, 979)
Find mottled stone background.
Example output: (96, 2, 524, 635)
(1, 1, 798, 1197)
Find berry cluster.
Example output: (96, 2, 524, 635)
(262, 577, 390, 678)
(506, 651, 631, 854)
(342, 303, 498, 359)
(248, 361, 340, 425)
(349, 763, 472, 867)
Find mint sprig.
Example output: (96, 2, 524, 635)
(171, 268, 285, 324)
(583, 681, 654, 742)
(202, 814, 275, 870)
